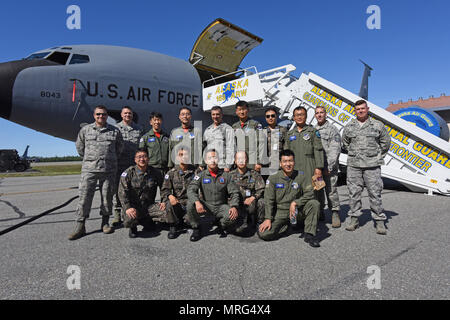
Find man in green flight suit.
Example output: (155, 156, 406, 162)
(232, 100, 263, 171)
(186, 149, 241, 241)
(168, 107, 203, 169)
(284, 106, 324, 219)
(139, 112, 170, 187)
(118, 148, 162, 238)
(230, 151, 265, 233)
(258, 149, 321, 247)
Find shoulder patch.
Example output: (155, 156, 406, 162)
(139, 138, 143, 143)
(164, 174, 169, 180)
(315, 131, 321, 138)
(266, 179, 270, 185)
(121, 172, 127, 177)
(194, 175, 200, 181)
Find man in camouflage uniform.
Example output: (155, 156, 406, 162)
(68, 105, 124, 240)
(230, 151, 265, 233)
(159, 147, 200, 239)
(168, 107, 202, 169)
(259, 149, 320, 247)
(186, 149, 240, 241)
(314, 106, 342, 228)
(113, 106, 144, 226)
(139, 111, 170, 187)
(118, 149, 170, 238)
(342, 100, 391, 235)
(260, 107, 287, 179)
(203, 106, 235, 171)
(232, 100, 263, 171)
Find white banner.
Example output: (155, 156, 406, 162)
(202, 74, 265, 111)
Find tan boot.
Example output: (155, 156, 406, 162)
(101, 216, 113, 234)
(376, 220, 387, 235)
(345, 217, 359, 231)
(68, 221, 86, 240)
(111, 209, 122, 227)
(331, 211, 341, 228)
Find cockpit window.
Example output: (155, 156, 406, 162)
(69, 54, 90, 65)
(45, 51, 71, 65)
(24, 52, 50, 60)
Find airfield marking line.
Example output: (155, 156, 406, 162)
(0, 187, 77, 196)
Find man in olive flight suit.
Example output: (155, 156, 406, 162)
(258, 149, 321, 247)
(186, 149, 241, 241)
(139, 111, 170, 188)
(230, 151, 265, 233)
(118, 149, 165, 238)
(168, 107, 202, 169)
(284, 106, 324, 220)
(260, 107, 287, 179)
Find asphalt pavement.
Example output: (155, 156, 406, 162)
(0, 174, 448, 300)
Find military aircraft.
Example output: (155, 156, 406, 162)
(0, 18, 263, 141)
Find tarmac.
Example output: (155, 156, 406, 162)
(0, 174, 449, 300)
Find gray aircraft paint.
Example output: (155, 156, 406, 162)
(7, 45, 214, 141)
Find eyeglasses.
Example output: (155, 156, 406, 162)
(135, 155, 148, 159)
(265, 114, 276, 119)
(95, 113, 107, 116)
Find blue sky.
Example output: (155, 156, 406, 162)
(0, 0, 449, 156)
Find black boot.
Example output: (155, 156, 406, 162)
(304, 233, 320, 248)
(168, 225, 178, 239)
(215, 224, 227, 238)
(190, 228, 201, 242)
(128, 227, 138, 238)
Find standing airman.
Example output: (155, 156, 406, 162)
(284, 106, 324, 219)
(232, 101, 263, 171)
(203, 106, 235, 171)
(68, 105, 123, 240)
(230, 151, 265, 233)
(168, 107, 202, 169)
(260, 107, 287, 179)
(314, 106, 342, 228)
(139, 111, 170, 187)
(342, 100, 391, 234)
(113, 106, 144, 226)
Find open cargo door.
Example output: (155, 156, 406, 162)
(190, 18, 263, 85)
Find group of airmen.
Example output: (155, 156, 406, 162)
(68, 99, 391, 248)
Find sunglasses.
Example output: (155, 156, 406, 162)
(265, 114, 276, 119)
(95, 113, 107, 116)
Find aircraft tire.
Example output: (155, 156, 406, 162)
(14, 163, 27, 172)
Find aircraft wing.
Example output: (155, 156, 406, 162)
(190, 18, 263, 83)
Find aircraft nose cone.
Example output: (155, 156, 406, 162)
(0, 61, 16, 120)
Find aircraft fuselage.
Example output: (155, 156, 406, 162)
(1, 45, 217, 141)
